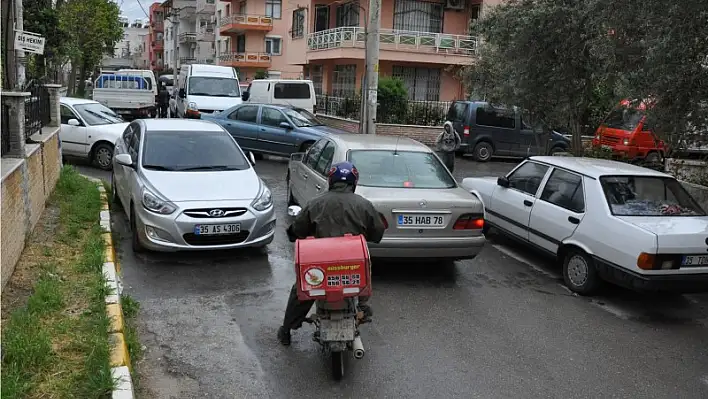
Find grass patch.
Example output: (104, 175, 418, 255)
(121, 294, 143, 378)
(1, 166, 115, 398)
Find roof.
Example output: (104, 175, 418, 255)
(187, 64, 237, 77)
(329, 134, 430, 152)
(529, 156, 672, 179)
(251, 79, 313, 84)
(140, 119, 225, 132)
(60, 97, 97, 106)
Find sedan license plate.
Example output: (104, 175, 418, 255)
(320, 318, 355, 342)
(681, 255, 708, 267)
(193, 223, 240, 236)
(397, 214, 445, 227)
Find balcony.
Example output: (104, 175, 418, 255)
(152, 39, 164, 51)
(180, 56, 197, 64)
(179, 32, 197, 44)
(197, 57, 216, 65)
(197, 26, 215, 42)
(152, 21, 164, 32)
(306, 27, 477, 64)
(219, 14, 273, 35)
(219, 52, 271, 68)
(196, 0, 215, 14)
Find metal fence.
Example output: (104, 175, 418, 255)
(315, 95, 451, 126)
(1, 104, 10, 156)
(24, 80, 51, 140)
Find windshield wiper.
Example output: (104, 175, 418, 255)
(143, 165, 177, 171)
(178, 165, 245, 171)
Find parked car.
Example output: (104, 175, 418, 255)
(202, 104, 345, 157)
(175, 64, 242, 118)
(111, 119, 275, 253)
(446, 101, 571, 162)
(92, 74, 155, 119)
(286, 134, 487, 260)
(461, 156, 708, 295)
(59, 97, 129, 170)
(242, 79, 317, 113)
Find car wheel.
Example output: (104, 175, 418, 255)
(645, 151, 662, 165)
(287, 171, 297, 206)
(562, 249, 601, 295)
(92, 143, 114, 171)
(130, 205, 146, 253)
(549, 146, 566, 156)
(472, 142, 493, 162)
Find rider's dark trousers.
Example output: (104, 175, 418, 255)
(282, 283, 369, 330)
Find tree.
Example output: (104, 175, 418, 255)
(464, 0, 610, 154)
(377, 77, 408, 124)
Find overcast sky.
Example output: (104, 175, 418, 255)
(119, 0, 159, 22)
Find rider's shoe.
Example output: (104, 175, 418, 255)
(277, 326, 291, 346)
(358, 304, 373, 323)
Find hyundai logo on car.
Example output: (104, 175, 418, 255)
(209, 209, 225, 217)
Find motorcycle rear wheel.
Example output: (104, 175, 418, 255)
(331, 350, 345, 380)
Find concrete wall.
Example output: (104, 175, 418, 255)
(317, 114, 442, 146)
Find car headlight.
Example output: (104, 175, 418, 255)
(188, 102, 198, 111)
(251, 184, 273, 211)
(142, 189, 177, 214)
(623, 138, 630, 145)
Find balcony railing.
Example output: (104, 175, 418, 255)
(180, 56, 197, 64)
(219, 52, 271, 66)
(307, 27, 477, 56)
(152, 39, 164, 49)
(196, 0, 216, 14)
(152, 21, 164, 31)
(219, 14, 273, 30)
(197, 26, 215, 42)
(179, 32, 197, 44)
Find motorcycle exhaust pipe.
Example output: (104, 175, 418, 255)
(352, 336, 365, 359)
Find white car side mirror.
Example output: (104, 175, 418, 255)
(68, 118, 80, 126)
(287, 205, 302, 217)
(114, 153, 134, 167)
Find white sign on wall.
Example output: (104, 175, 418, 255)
(14, 30, 46, 55)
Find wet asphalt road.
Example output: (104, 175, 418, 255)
(73, 156, 708, 399)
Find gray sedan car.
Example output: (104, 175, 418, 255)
(112, 119, 276, 252)
(286, 134, 486, 260)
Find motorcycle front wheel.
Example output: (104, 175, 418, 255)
(331, 350, 345, 380)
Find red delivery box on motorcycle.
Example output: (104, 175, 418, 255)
(294, 234, 372, 302)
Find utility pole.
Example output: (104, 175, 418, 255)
(14, 0, 26, 89)
(363, 0, 380, 134)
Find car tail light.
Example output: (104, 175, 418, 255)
(637, 252, 677, 270)
(453, 214, 484, 230)
(463, 126, 470, 136)
(379, 213, 389, 229)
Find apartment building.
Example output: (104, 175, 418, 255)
(216, 0, 304, 82)
(149, 3, 166, 71)
(114, 17, 149, 60)
(162, 0, 217, 71)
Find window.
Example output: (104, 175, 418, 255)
(128, 126, 141, 157)
(60, 105, 79, 125)
(335, 1, 359, 27)
(600, 176, 705, 216)
(265, 37, 282, 55)
(292, 9, 305, 39)
(602, 106, 644, 131)
(282, 108, 323, 127)
(476, 107, 516, 129)
(188, 77, 241, 97)
(74, 103, 124, 126)
(229, 105, 259, 123)
(332, 65, 357, 97)
(446, 102, 468, 123)
(393, 0, 443, 33)
(540, 169, 585, 212)
(314, 142, 336, 175)
(392, 66, 441, 101)
(235, 35, 246, 53)
(348, 150, 456, 189)
(507, 161, 549, 196)
(274, 83, 311, 99)
(141, 131, 249, 171)
(304, 139, 327, 170)
(265, 0, 282, 19)
(308, 65, 323, 95)
(261, 107, 288, 128)
(122, 124, 134, 145)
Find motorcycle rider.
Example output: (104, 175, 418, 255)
(278, 161, 386, 346)
(157, 82, 170, 118)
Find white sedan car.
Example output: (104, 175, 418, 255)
(461, 156, 708, 295)
(60, 97, 129, 170)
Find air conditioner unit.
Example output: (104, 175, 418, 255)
(445, 0, 465, 10)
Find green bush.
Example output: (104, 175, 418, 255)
(377, 77, 408, 124)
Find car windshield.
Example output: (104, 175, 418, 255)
(348, 150, 456, 189)
(141, 130, 250, 172)
(188, 77, 241, 97)
(74, 103, 124, 125)
(602, 106, 645, 131)
(283, 108, 323, 127)
(600, 175, 705, 216)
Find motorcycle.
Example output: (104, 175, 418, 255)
(287, 205, 371, 380)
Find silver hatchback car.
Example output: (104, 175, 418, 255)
(287, 134, 486, 260)
(111, 119, 276, 252)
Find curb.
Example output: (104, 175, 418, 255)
(85, 176, 135, 399)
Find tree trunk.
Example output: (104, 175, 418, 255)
(68, 63, 77, 95)
(77, 61, 87, 98)
(573, 121, 584, 157)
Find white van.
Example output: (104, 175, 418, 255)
(176, 64, 242, 118)
(115, 69, 158, 117)
(243, 79, 316, 112)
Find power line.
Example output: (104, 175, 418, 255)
(135, 0, 150, 18)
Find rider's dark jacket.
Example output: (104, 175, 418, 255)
(287, 184, 385, 243)
(157, 88, 170, 106)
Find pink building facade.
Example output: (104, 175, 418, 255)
(149, 3, 166, 71)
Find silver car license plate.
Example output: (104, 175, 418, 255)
(682, 255, 708, 267)
(397, 214, 445, 227)
(193, 223, 241, 236)
(320, 318, 355, 342)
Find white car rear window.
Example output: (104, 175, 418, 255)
(348, 150, 456, 189)
(600, 176, 705, 216)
